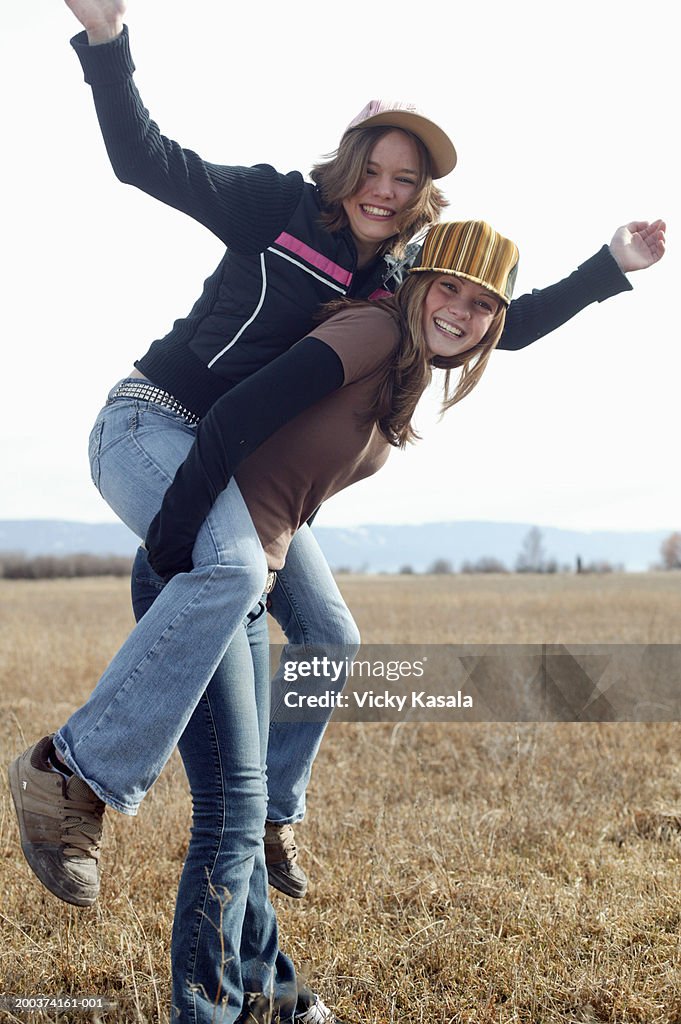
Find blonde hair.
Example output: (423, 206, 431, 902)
(320, 272, 507, 447)
(310, 126, 448, 259)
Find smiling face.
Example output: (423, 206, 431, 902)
(422, 274, 501, 359)
(341, 129, 421, 267)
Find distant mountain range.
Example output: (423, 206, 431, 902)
(0, 519, 673, 572)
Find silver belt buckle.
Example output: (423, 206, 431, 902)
(265, 570, 277, 594)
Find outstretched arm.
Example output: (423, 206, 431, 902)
(498, 220, 666, 351)
(64, 3, 302, 249)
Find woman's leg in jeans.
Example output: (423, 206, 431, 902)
(132, 568, 299, 1021)
(131, 524, 360, 827)
(172, 601, 297, 1024)
(236, 603, 300, 1021)
(266, 525, 360, 825)
(53, 397, 268, 814)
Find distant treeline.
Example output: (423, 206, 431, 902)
(0, 551, 134, 579)
(385, 528, 681, 576)
(3, 527, 680, 579)
(370, 556, 623, 576)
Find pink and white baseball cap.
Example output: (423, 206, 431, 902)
(344, 99, 457, 179)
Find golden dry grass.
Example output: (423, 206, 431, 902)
(316, 571, 681, 645)
(1, 574, 681, 1023)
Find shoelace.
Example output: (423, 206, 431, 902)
(60, 776, 105, 859)
(295, 997, 336, 1023)
(266, 823, 298, 863)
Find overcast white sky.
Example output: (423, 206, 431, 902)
(1, 0, 678, 534)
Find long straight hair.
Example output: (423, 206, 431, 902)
(320, 273, 507, 448)
(310, 126, 448, 258)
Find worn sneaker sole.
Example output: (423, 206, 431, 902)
(8, 758, 98, 908)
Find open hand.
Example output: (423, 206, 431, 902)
(609, 220, 666, 273)
(64, 0, 126, 42)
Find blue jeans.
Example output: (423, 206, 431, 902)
(266, 533, 360, 823)
(55, 393, 268, 812)
(171, 600, 298, 1023)
(132, 522, 361, 826)
(53, 389, 296, 1021)
(174, 601, 298, 1022)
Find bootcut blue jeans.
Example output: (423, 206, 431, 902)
(173, 598, 299, 1022)
(172, 599, 300, 1023)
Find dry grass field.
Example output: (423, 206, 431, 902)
(1, 573, 681, 1023)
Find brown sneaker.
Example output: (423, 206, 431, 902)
(8, 735, 105, 907)
(264, 821, 308, 899)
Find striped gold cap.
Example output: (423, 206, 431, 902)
(410, 221, 519, 304)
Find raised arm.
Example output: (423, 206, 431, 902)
(63, 2, 302, 248)
(144, 341, 346, 581)
(498, 220, 666, 351)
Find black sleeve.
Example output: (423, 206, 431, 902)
(144, 338, 345, 580)
(70, 28, 303, 251)
(497, 246, 633, 351)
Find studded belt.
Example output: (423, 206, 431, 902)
(107, 380, 201, 426)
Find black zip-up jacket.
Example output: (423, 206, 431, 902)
(72, 27, 632, 422)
